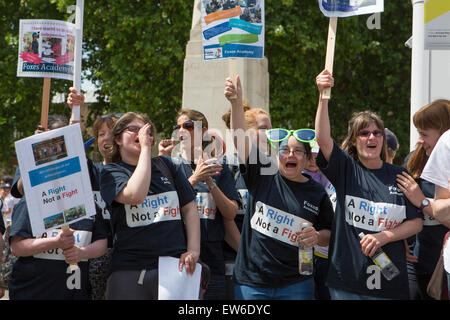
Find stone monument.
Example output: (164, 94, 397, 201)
(182, 0, 269, 144)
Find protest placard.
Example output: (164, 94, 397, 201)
(318, 0, 384, 99)
(201, 0, 264, 60)
(14, 124, 95, 237)
(17, 19, 76, 81)
(424, 0, 450, 50)
(318, 0, 384, 18)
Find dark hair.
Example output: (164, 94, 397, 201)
(341, 111, 388, 162)
(109, 112, 155, 163)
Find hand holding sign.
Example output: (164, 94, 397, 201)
(316, 69, 334, 98)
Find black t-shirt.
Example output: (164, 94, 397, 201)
(223, 154, 249, 262)
(100, 156, 196, 273)
(87, 158, 113, 247)
(172, 156, 240, 244)
(0, 211, 5, 234)
(316, 141, 422, 299)
(8, 197, 109, 300)
(233, 149, 334, 288)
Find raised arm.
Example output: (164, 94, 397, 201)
(314, 70, 335, 162)
(115, 124, 153, 205)
(224, 75, 251, 165)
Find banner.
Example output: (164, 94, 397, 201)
(318, 0, 383, 18)
(424, 0, 450, 50)
(17, 19, 76, 81)
(201, 0, 264, 60)
(15, 124, 95, 236)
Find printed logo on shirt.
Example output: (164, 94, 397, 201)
(388, 185, 403, 196)
(303, 200, 319, 216)
(250, 201, 310, 247)
(196, 192, 216, 220)
(125, 191, 181, 227)
(325, 182, 337, 211)
(160, 177, 171, 185)
(345, 195, 406, 232)
(93, 191, 110, 220)
(237, 189, 249, 215)
(34, 230, 92, 261)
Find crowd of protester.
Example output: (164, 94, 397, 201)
(0, 70, 449, 300)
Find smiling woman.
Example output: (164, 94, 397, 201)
(314, 69, 423, 300)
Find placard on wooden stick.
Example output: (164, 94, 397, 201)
(322, 17, 338, 100)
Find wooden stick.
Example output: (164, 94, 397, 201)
(61, 225, 79, 271)
(40, 77, 51, 130)
(322, 17, 338, 100)
(228, 58, 237, 100)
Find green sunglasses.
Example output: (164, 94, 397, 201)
(265, 128, 316, 150)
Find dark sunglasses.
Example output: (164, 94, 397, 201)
(357, 129, 384, 138)
(122, 125, 153, 136)
(101, 113, 124, 119)
(173, 120, 194, 131)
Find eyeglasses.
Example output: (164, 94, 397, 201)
(101, 113, 124, 119)
(122, 125, 153, 136)
(357, 129, 384, 138)
(266, 128, 316, 149)
(279, 148, 306, 157)
(173, 120, 194, 131)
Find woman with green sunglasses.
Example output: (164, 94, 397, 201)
(224, 75, 333, 300)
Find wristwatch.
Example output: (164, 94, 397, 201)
(417, 198, 431, 213)
(207, 180, 217, 192)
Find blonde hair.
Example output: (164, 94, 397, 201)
(407, 99, 450, 178)
(341, 111, 388, 162)
(222, 101, 270, 130)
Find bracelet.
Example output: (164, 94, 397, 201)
(208, 181, 217, 192)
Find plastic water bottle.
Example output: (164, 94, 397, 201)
(358, 232, 400, 281)
(298, 222, 313, 275)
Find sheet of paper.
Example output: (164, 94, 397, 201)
(158, 256, 202, 300)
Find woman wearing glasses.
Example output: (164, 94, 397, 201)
(315, 69, 423, 300)
(99, 112, 200, 300)
(159, 108, 240, 300)
(224, 76, 333, 300)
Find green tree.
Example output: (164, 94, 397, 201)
(0, 0, 414, 175)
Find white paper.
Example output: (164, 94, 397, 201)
(14, 124, 95, 236)
(424, 0, 450, 50)
(158, 256, 202, 300)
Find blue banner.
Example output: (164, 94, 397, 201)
(29, 157, 81, 187)
(203, 22, 231, 40)
(229, 18, 262, 34)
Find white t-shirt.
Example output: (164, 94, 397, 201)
(421, 129, 450, 273)
(421, 129, 450, 189)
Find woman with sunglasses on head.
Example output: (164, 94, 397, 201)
(225, 76, 333, 300)
(99, 112, 200, 300)
(315, 69, 423, 300)
(159, 108, 240, 300)
(221, 103, 272, 299)
(396, 100, 450, 299)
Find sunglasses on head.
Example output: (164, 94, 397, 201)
(357, 129, 384, 138)
(173, 120, 194, 131)
(265, 128, 316, 149)
(101, 113, 124, 119)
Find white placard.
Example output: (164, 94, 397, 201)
(17, 19, 76, 81)
(318, 0, 384, 18)
(14, 124, 95, 236)
(201, 0, 264, 60)
(424, 0, 450, 50)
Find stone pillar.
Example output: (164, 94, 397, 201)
(182, 0, 269, 142)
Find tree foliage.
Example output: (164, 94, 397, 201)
(1, 0, 414, 174)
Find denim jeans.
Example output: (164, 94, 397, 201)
(329, 287, 390, 300)
(235, 278, 314, 300)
